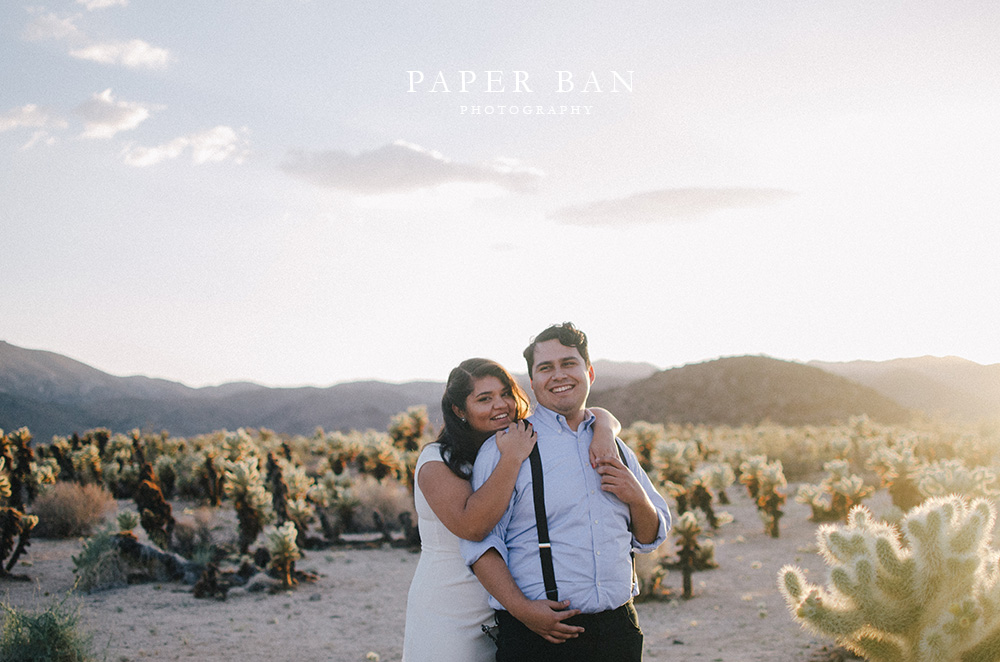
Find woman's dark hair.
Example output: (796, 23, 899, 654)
(436, 358, 531, 479)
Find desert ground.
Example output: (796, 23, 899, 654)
(1, 485, 868, 662)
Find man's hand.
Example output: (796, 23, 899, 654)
(509, 599, 583, 644)
(595, 455, 662, 544)
(594, 456, 645, 505)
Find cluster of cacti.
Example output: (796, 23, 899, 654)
(779, 496, 1000, 662)
(916, 458, 999, 501)
(796, 459, 875, 523)
(739, 455, 787, 537)
(646, 437, 733, 535)
(620, 421, 670, 471)
(866, 440, 925, 511)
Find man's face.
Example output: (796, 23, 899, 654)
(529, 338, 594, 417)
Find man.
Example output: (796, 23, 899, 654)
(461, 322, 672, 661)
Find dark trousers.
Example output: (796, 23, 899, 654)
(494, 601, 644, 662)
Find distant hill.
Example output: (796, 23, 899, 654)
(809, 357, 1000, 422)
(0, 341, 659, 441)
(589, 355, 913, 427)
(4, 341, 994, 441)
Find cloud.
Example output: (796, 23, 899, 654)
(70, 39, 172, 69)
(121, 126, 249, 167)
(0, 104, 68, 132)
(75, 89, 154, 139)
(280, 140, 544, 195)
(22, 11, 83, 41)
(22, 8, 171, 69)
(76, 0, 129, 9)
(21, 131, 59, 150)
(551, 187, 797, 226)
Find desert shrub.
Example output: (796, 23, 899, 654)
(31, 482, 116, 538)
(349, 474, 415, 532)
(0, 596, 97, 662)
(71, 528, 129, 593)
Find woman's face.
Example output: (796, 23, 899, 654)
(454, 375, 517, 434)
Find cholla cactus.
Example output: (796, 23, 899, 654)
(687, 463, 735, 529)
(0, 457, 39, 578)
(221, 429, 256, 462)
(673, 511, 703, 598)
(0, 458, 10, 501)
(740, 455, 786, 537)
(223, 457, 274, 553)
(153, 454, 177, 499)
(71, 444, 103, 485)
(796, 460, 875, 523)
(867, 442, 925, 511)
(265, 521, 301, 588)
(739, 454, 771, 500)
(917, 459, 999, 501)
(696, 462, 735, 504)
(31, 458, 59, 490)
(388, 406, 430, 452)
(779, 496, 1000, 662)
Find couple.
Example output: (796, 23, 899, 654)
(402, 323, 672, 662)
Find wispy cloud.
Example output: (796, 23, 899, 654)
(75, 89, 154, 139)
(0, 104, 68, 133)
(551, 187, 796, 226)
(22, 11, 83, 42)
(76, 0, 129, 9)
(22, 7, 171, 70)
(70, 39, 172, 70)
(280, 140, 544, 195)
(121, 126, 249, 167)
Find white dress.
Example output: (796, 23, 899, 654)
(402, 443, 496, 662)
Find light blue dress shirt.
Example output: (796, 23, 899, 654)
(460, 405, 672, 613)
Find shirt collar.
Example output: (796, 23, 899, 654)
(532, 404, 595, 433)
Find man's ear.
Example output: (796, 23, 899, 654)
(587, 364, 595, 384)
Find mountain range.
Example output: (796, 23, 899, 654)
(1, 340, 997, 443)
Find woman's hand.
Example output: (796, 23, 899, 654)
(496, 419, 537, 464)
(587, 407, 621, 468)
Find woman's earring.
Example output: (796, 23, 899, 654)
(460, 417, 467, 423)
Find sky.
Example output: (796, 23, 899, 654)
(2, 1, 999, 388)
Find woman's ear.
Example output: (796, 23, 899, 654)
(452, 404, 466, 421)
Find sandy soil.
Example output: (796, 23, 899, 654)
(1, 487, 867, 662)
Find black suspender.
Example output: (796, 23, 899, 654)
(528, 444, 559, 601)
(528, 439, 637, 603)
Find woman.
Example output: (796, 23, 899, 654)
(402, 358, 620, 662)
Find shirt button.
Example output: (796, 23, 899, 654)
(590, 490, 595, 495)
(594, 519, 599, 524)
(596, 551, 601, 556)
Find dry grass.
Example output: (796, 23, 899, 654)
(30, 483, 117, 539)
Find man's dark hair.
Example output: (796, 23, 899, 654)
(522, 322, 591, 378)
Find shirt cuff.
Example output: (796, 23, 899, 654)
(631, 514, 669, 552)
(460, 533, 509, 567)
